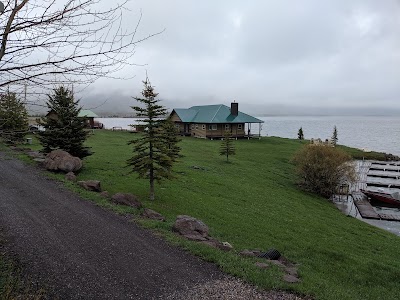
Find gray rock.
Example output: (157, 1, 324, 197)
(283, 274, 300, 283)
(141, 208, 165, 221)
(33, 158, 45, 164)
(111, 193, 142, 209)
(239, 249, 261, 257)
(200, 239, 233, 251)
(268, 260, 285, 268)
(26, 151, 45, 159)
(78, 180, 101, 192)
(255, 262, 269, 269)
(285, 267, 298, 276)
(221, 242, 233, 251)
(173, 215, 209, 240)
(44, 149, 82, 173)
(65, 172, 76, 182)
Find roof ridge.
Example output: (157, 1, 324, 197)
(210, 104, 223, 123)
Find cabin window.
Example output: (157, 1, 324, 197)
(175, 124, 180, 129)
(209, 124, 217, 131)
(202, 124, 206, 130)
(238, 124, 242, 130)
(191, 124, 194, 129)
(195, 124, 198, 129)
(225, 124, 230, 131)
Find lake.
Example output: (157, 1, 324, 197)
(97, 116, 400, 156)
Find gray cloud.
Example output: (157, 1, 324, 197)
(70, 0, 400, 116)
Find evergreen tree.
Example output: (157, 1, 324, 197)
(38, 86, 91, 158)
(220, 131, 236, 162)
(160, 116, 182, 161)
(0, 92, 28, 143)
(298, 127, 304, 140)
(331, 125, 338, 146)
(127, 78, 180, 200)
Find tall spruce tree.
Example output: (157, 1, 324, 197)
(220, 131, 236, 162)
(38, 86, 91, 158)
(160, 116, 182, 161)
(127, 79, 180, 200)
(331, 125, 338, 146)
(0, 92, 28, 143)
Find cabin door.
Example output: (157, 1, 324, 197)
(185, 124, 190, 134)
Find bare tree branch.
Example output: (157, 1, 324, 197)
(0, 0, 162, 93)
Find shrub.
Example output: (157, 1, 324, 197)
(0, 92, 28, 143)
(293, 145, 356, 198)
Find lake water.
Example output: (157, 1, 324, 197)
(97, 116, 400, 156)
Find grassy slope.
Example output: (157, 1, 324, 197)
(4, 132, 400, 300)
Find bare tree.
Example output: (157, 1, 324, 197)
(0, 0, 159, 96)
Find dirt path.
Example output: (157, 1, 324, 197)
(0, 151, 304, 300)
(0, 152, 224, 299)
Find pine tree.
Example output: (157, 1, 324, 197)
(331, 125, 338, 146)
(220, 131, 236, 162)
(160, 116, 182, 161)
(0, 92, 28, 143)
(298, 127, 304, 140)
(38, 86, 91, 158)
(127, 78, 180, 200)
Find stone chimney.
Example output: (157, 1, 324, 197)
(231, 101, 238, 116)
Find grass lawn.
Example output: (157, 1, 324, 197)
(4, 131, 400, 300)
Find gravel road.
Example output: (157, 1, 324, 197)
(0, 151, 302, 300)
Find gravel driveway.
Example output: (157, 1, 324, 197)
(0, 151, 302, 300)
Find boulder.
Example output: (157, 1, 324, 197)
(283, 274, 300, 284)
(285, 267, 298, 277)
(173, 215, 209, 240)
(239, 249, 262, 257)
(78, 180, 101, 192)
(141, 208, 166, 221)
(44, 149, 82, 173)
(200, 239, 233, 251)
(65, 172, 77, 182)
(255, 262, 270, 269)
(111, 193, 142, 209)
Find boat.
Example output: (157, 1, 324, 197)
(361, 189, 400, 207)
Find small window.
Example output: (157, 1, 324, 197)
(195, 124, 198, 129)
(202, 124, 206, 130)
(225, 124, 230, 131)
(238, 124, 242, 130)
(191, 124, 194, 129)
(209, 124, 217, 131)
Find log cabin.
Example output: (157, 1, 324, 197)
(169, 102, 264, 139)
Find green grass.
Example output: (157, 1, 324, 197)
(5, 131, 400, 300)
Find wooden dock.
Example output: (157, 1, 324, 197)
(369, 166, 400, 172)
(367, 173, 400, 179)
(370, 161, 400, 167)
(352, 192, 400, 221)
(352, 192, 380, 219)
(366, 181, 400, 189)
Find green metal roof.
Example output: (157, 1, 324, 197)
(173, 104, 263, 124)
(78, 109, 98, 118)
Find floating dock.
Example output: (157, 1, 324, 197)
(369, 166, 400, 172)
(352, 192, 400, 221)
(366, 181, 400, 189)
(352, 192, 380, 219)
(367, 173, 400, 179)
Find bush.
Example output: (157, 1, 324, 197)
(293, 145, 356, 198)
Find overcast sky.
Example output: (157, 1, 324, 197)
(78, 0, 400, 116)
